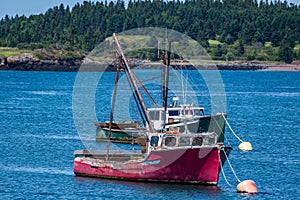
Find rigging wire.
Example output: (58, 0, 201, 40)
(121, 71, 140, 123)
(124, 69, 146, 127)
(171, 44, 246, 145)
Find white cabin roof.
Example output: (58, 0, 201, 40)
(147, 105, 205, 111)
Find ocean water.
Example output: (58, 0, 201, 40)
(0, 70, 299, 199)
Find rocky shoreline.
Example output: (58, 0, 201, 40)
(0, 55, 299, 71)
(0, 55, 83, 71)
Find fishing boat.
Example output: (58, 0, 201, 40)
(74, 33, 232, 185)
(74, 132, 232, 184)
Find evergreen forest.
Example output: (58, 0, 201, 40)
(0, 0, 300, 63)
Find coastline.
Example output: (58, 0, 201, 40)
(261, 63, 300, 71)
(0, 55, 299, 72)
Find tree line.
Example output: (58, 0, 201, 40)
(0, 0, 299, 63)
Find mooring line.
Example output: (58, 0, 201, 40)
(223, 149, 241, 183)
(219, 151, 235, 187)
(222, 113, 243, 143)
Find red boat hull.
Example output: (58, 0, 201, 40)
(74, 147, 230, 185)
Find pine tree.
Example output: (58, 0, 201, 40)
(278, 41, 293, 63)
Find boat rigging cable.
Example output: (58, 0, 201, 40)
(106, 66, 120, 161)
(123, 76, 143, 125)
(113, 33, 154, 133)
(162, 44, 250, 152)
(132, 72, 159, 108)
(116, 70, 141, 151)
(123, 67, 146, 126)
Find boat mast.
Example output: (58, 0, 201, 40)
(113, 33, 155, 133)
(162, 41, 171, 128)
(123, 68, 146, 127)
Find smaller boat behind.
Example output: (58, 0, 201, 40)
(95, 99, 226, 144)
(95, 121, 146, 143)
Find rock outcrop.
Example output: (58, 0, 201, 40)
(0, 55, 268, 71)
(0, 54, 83, 71)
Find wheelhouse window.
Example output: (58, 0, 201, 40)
(149, 111, 160, 120)
(185, 110, 193, 115)
(150, 136, 159, 147)
(192, 137, 203, 146)
(169, 110, 180, 117)
(204, 137, 216, 145)
(164, 137, 177, 147)
(179, 137, 190, 146)
(194, 109, 204, 116)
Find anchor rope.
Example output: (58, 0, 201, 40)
(223, 149, 241, 183)
(219, 151, 235, 187)
(222, 113, 243, 143)
(223, 132, 232, 147)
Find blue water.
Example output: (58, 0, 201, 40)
(0, 70, 299, 199)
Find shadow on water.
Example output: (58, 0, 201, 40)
(73, 176, 223, 198)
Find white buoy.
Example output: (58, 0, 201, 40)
(236, 180, 258, 194)
(238, 142, 252, 151)
(222, 114, 253, 151)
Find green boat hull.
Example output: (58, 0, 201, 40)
(96, 113, 225, 143)
(96, 127, 146, 143)
(184, 114, 225, 143)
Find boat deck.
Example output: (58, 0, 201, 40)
(74, 150, 145, 162)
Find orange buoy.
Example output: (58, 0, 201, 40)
(236, 180, 258, 194)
